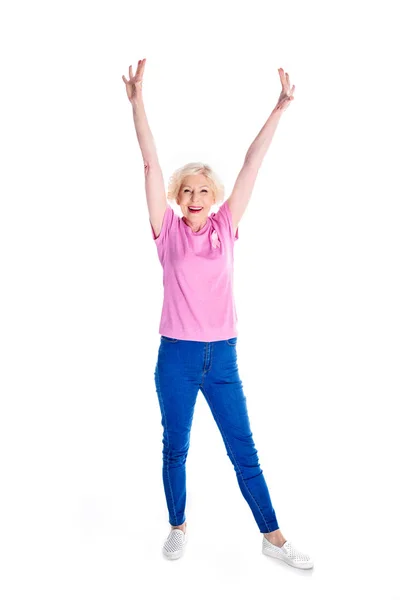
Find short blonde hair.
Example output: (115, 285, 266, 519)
(167, 162, 225, 206)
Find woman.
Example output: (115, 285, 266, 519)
(122, 59, 313, 569)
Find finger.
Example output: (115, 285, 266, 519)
(286, 72, 290, 90)
(290, 84, 295, 96)
(122, 75, 128, 84)
(129, 64, 133, 79)
(283, 72, 289, 93)
(278, 67, 286, 88)
(138, 61, 144, 79)
(280, 68, 288, 91)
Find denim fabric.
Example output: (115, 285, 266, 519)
(154, 336, 279, 534)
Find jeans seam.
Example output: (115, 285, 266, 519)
(155, 366, 177, 523)
(200, 384, 273, 533)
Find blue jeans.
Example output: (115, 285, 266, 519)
(154, 336, 280, 534)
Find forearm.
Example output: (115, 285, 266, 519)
(131, 93, 159, 167)
(244, 107, 282, 167)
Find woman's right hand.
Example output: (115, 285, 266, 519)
(122, 59, 146, 105)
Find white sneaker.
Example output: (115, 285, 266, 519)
(162, 528, 187, 560)
(262, 536, 314, 569)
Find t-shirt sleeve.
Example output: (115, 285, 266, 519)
(149, 205, 175, 246)
(149, 204, 176, 265)
(213, 200, 239, 242)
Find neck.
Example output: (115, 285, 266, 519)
(183, 216, 207, 232)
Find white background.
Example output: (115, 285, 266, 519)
(1, 0, 399, 598)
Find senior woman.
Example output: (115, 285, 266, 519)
(123, 59, 313, 570)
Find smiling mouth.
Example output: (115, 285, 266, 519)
(188, 207, 203, 213)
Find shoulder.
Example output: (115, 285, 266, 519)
(212, 201, 239, 242)
(150, 204, 178, 245)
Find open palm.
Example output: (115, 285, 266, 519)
(275, 68, 295, 112)
(122, 59, 146, 105)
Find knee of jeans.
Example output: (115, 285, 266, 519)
(162, 439, 190, 464)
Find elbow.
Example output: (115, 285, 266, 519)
(144, 158, 160, 175)
(243, 155, 261, 171)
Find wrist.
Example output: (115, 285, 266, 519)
(131, 97, 144, 111)
(270, 104, 283, 118)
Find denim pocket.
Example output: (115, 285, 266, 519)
(225, 337, 237, 346)
(161, 335, 179, 343)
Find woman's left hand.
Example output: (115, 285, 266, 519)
(274, 68, 295, 112)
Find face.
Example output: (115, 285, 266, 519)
(176, 174, 216, 225)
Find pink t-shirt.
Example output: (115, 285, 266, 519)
(150, 200, 239, 342)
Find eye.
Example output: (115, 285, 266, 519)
(201, 190, 208, 193)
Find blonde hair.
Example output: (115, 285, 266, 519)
(167, 162, 225, 206)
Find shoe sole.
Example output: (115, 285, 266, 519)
(262, 546, 314, 570)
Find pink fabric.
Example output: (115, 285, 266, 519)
(150, 201, 239, 341)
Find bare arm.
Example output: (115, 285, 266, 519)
(227, 110, 282, 233)
(227, 68, 295, 232)
(123, 59, 167, 238)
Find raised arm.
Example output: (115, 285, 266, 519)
(123, 59, 167, 238)
(227, 68, 295, 233)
